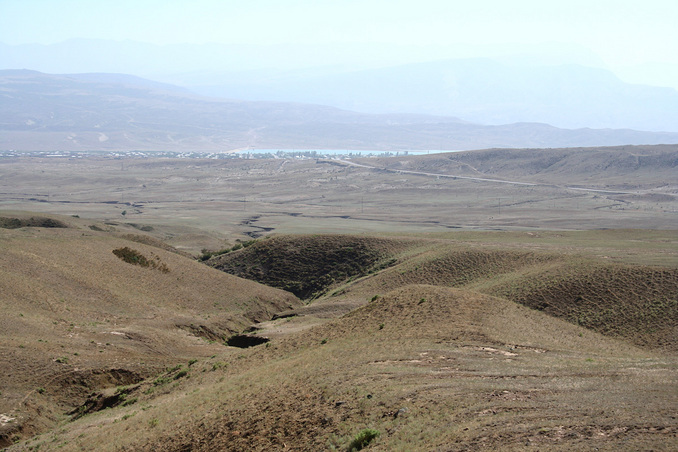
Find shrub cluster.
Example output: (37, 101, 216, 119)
(198, 240, 257, 261)
(112, 247, 169, 273)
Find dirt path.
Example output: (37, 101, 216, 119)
(335, 158, 674, 196)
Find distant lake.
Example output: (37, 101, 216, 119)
(236, 149, 461, 157)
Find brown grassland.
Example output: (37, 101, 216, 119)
(0, 145, 677, 450)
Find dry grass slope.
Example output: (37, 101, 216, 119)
(208, 235, 408, 299)
(0, 216, 300, 446)
(9, 285, 676, 451)
(336, 244, 678, 351)
(3, 223, 677, 451)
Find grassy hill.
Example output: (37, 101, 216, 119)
(361, 144, 678, 188)
(0, 214, 299, 447)
(9, 284, 676, 451)
(207, 235, 412, 299)
(2, 220, 677, 450)
(207, 232, 678, 351)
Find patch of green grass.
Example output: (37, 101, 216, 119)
(347, 428, 379, 451)
(112, 247, 169, 273)
(211, 362, 226, 371)
(122, 397, 138, 407)
(153, 376, 171, 387)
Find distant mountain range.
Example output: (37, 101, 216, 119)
(3, 39, 678, 134)
(181, 59, 678, 133)
(1, 69, 678, 152)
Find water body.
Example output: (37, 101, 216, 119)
(237, 149, 460, 157)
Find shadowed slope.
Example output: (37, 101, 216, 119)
(207, 235, 407, 299)
(209, 234, 678, 350)
(308, 240, 678, 351)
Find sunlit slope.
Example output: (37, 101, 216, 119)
(0, 219, 299, 445)
(363, 144, 678, 187)
(13, 284, 675, 451)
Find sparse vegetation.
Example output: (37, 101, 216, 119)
(2, 146, 678, 451)
(122, 397, 138, 407)
(347, 428, 379, 451)
(112, 247, 170, 273)
(208, 235, 400, 299)
(174, 369, 188, 380)
(199, 240, 258, 261)
(211, 362, 226, 371)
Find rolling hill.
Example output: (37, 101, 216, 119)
(2, 219, 676, 450)
(0, 213, 299, 447)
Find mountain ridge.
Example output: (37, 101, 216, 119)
(2, 69, 678, 151)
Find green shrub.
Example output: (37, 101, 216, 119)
(112, 247, 169, 273)
(347, 428, 379, 451)
(122, 397, 137, 407)
(211, 362, 226, 371)
(174, 369, 189, 380)
(153, 376, 170, 387)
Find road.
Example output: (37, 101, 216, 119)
(333, 159, 650, 195)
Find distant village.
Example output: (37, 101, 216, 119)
(0, 149, 416, 160)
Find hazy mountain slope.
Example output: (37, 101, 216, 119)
(2, 70, 678, 151)
(3, 40, 677, 132)
(185, 58, 678, 132)
(186, 59, 678, 133)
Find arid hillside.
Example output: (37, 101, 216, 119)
(1, 215, 677, 451)
(208, 232, 678, 351)
(8, 282, 676, 451)
(1, 146, 676, 248)
(366, 145, 678, 181)
(0, 214, 299, 446)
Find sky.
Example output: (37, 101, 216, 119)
(1, 0, 677, 86)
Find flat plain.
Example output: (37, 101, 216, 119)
(1, 145, 676, 251)
(0, 145, 676, 451)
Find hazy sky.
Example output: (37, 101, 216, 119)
(1, 0, 678, 88)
